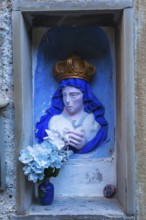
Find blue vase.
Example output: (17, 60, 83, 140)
(38, 180, 54, 205)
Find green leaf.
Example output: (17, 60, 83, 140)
(44, 167, 54, 178)
(51, 168, 60, 177)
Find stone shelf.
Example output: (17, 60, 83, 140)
(12, 197, 136, 220)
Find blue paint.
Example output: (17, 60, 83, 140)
(34, 26, 115, 158)
(38, 180, 54, 205)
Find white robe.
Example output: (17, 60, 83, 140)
(48, 112, 100, 141)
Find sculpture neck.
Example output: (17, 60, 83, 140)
(63, 108, 85, 121)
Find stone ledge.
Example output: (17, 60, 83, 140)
(11, 216, 136, 220)
(12, 0, 133, 11)
(11, 197, 136, 220)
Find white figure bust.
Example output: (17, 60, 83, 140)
(49, 86, 100, 150)
(35, 55, 108, 154)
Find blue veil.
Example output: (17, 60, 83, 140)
(35, 78, 108, 154)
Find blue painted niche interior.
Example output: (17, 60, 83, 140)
(34, 26, 115, 158)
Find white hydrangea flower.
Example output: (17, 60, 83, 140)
(44, 129, 69, 150)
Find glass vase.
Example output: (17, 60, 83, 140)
(38, 180, 54, 205)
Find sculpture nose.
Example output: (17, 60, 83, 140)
(66, 94, 71, 103)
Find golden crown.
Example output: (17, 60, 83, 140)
(52, 55, 96, 82)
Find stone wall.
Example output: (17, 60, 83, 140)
(0, 0, 145, 219)
(0, 0, 16, 219)
(134, 1, 146, 220)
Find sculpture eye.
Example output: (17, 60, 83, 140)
(62, 93, 67, 97)
(70, 92, 80, 98)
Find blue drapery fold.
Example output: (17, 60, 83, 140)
(35, 78, 108, 154)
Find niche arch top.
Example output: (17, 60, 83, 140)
(12, 0, 135, 219)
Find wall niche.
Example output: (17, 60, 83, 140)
(12, 1, 135, 219)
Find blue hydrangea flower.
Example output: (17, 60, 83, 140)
(19, 130, 73, 183)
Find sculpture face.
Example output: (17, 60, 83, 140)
(62, 86, 84, 115)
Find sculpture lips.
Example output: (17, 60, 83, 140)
(67, 106, 72, 109)
(66, 106, 73, 112)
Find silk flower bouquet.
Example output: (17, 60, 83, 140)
(19, 129, 73, 184)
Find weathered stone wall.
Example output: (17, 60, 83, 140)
(0, 0, 145, 219)
(0, 0, 16, 219)
(134, 1, 146, 220)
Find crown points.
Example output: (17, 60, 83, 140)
(52, 55, 96, 82)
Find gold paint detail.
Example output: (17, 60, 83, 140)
(52, 55, 96, 82)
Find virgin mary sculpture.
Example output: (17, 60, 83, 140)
(35, 55, 108, 154)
